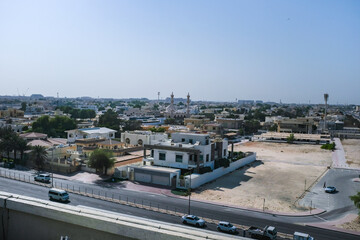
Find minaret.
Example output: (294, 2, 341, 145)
(186, 93, 190, 117)
(170, 92, 175, 118)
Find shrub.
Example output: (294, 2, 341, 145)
(287, 133, 295, 143)
(199, 166, 212, 174)
(321, 142, 336, 151)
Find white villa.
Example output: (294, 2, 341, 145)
(121, 130, 168, 146)
(65, 127, 117, 143)
(143, 132, 228, 171)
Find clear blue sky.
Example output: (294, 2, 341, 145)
(0, 0, 359, 104)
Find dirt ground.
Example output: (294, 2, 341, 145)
(191, 141, 332, 213)
(338, 216, 360, 232)
(341, 139, 360, 168)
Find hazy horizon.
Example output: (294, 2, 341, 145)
(1, 0, 359, 105)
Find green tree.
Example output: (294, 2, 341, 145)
(0, 127, 16, 160)
(243, 120, 261, 134)
(287, 133, 295, 143)
(32, 115, 76, 138)
(21, 102, 27, 111)
(97, 109, 121, 136)
(88, 149, 115, 175)
(350, 192, 360, 215)
(122, 120, 142, 131)
(164, 118, 176, 124)
(31, 145, 48, 171)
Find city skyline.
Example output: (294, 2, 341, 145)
(0, 0, 359, 104)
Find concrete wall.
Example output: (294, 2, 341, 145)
(0, 191, 247, 240)
(179, 153, 256, 189)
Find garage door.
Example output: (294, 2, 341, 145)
(152, 175, 169, 186)
(135, 173, 151, 183)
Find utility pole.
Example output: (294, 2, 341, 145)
(188, 168, 192, 215)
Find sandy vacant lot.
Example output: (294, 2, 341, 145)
(341, 139, 360, 168)
(191, 141, 332, 213)
(234, 142, 332, 166)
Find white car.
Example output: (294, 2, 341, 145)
(34, 173, 51, 183)
(217, 221, 237, 234)
(293, 231, 314, 240)
(181, 215, 206, 227)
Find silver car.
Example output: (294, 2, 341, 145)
(34, 173, 51, 183)
(217, 221, 237, 234)
(181, 215, 206, 227)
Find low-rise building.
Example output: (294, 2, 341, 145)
(143, 132, 228, 172)
(65, 127, 117, 143)
(215, 117, 243, 129)
(275, 117, 315, 134)
(121, 130, 168, 146)
(0, 108, 24, 118)
(184, 117, 210, 128)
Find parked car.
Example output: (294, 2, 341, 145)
(34, 173, 51, 183)
(217, 221, 237, 234)
(48, 188, 69, 202)
(324, 186, 336, 193)
(293, 231, 314, 240)
(181, 215, 206, 227)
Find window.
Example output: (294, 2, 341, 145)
(205, 139, 209, 145)
(182, 138, 185, 142)
(189, 155, 193, 161)
(175, 154, 183, 163)
(189, 139, 193, 144)
(206, 154, 209, 162)
(224, 149, 227, 156)
(151, 150, 154, 157)
(199, 155, 203, 161)
(159, 153, 166, 161)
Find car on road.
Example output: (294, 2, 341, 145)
(48, 188, 69, 202)
(293, 231, 314, 240)
(217, 221, 237, 234)
(181, 215, 206, 227)
(34, 173, 51, 183)
(324, 186, 336, 193)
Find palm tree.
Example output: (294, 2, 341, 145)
(17, 137, 29, 165)
(88, 149, 115, 175)
(324, 93, 329, 129)
(350, 192, 360, 215)
(31, 145, 48, 171)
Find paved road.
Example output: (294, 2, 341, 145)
(0, 176, 359, 240)
(300, 168, 360, 212)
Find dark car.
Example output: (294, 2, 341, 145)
(325, 186, 336, 193)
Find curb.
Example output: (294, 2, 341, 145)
(305, 223, 360, 237)
(161, 191, 327, 217)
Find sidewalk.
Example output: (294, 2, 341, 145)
(332, 138, 349, 168)
(306, 213, 360, 236)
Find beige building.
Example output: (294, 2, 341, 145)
(0, 108, 24, 118)
(215, 117, 243, 129)
(275, 117, 315, 134)
(184, 117, 210, 127)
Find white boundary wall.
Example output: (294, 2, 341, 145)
(182, 153, 256, 189)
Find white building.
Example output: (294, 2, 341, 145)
(65, 127, 116, 143)
(143, 132, 228, 171)
(121, 130, 168, 146)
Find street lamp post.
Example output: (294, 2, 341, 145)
(188, 168, 192, 215)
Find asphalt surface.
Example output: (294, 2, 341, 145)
(0, 172, 359, 240)
(300, 168, 360, 212)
